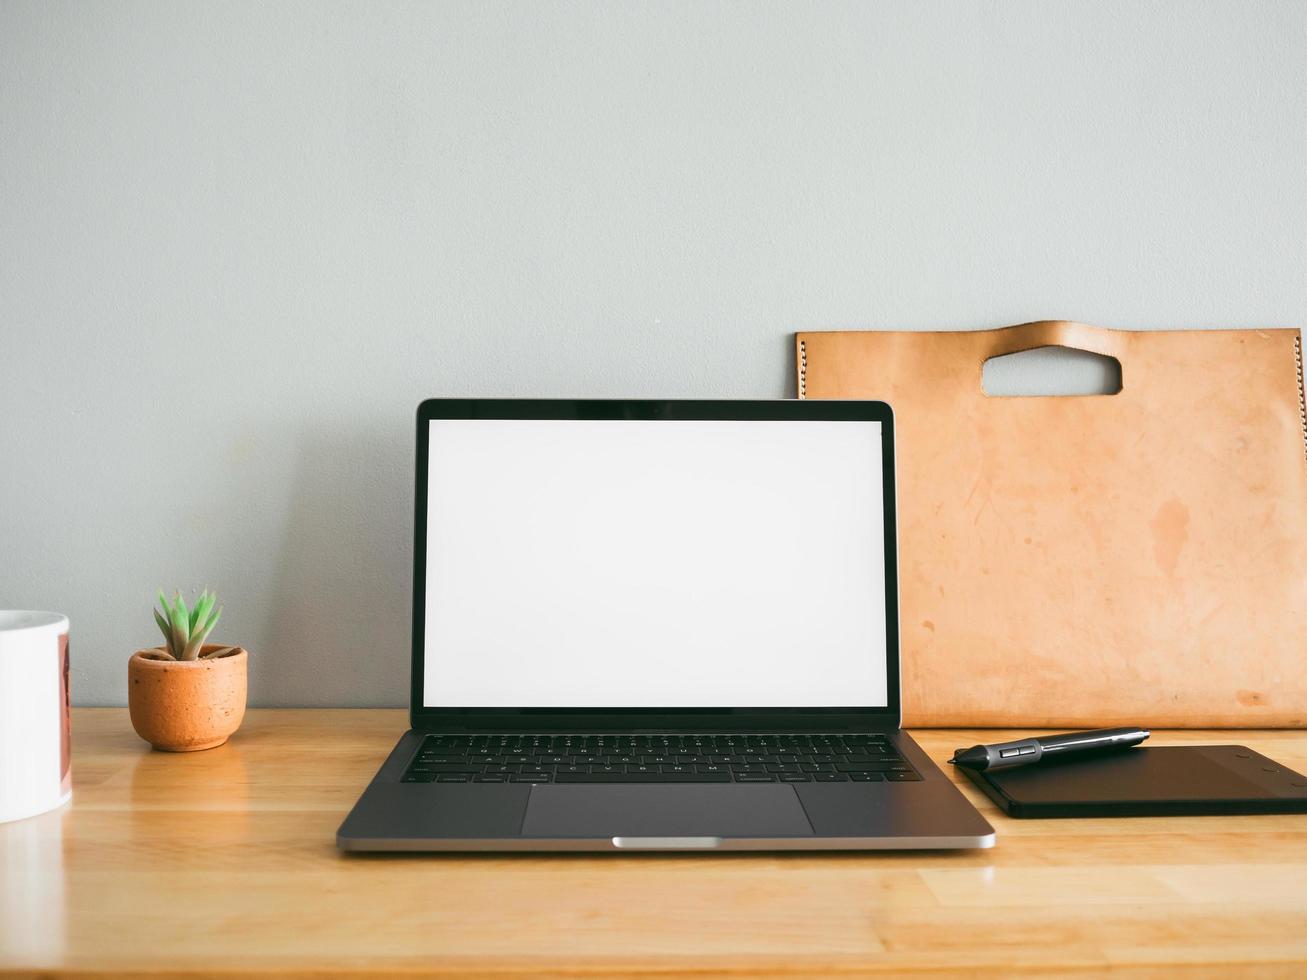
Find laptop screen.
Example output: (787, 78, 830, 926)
(422, 417, 888, 709)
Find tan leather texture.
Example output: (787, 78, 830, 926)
(798, 321, 1307, 728)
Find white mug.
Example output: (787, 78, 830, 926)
(0, 611, 72, 823)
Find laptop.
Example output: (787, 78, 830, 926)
(337, 399, 995, 851)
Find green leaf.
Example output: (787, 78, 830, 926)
(156, 590, 181, 658)
(153, 608, 172, 649)
(165, 593, 184, 631)
(181, 605, 222, 661)
(191, 592, 215, 632)
(167, 591, 190, 658)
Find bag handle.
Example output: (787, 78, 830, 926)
(980, 320, 1126, 361)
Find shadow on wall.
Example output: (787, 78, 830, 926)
(255, 423, 413, 707)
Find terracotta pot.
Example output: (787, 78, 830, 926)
(128, 645, 247, 752)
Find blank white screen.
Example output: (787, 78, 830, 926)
(423, 418, 887, 707)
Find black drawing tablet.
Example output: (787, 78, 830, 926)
(960, 745, 1307, 818)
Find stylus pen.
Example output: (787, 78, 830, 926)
(948, 727, 1150, 771)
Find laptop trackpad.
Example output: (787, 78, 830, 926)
(522, 784, 814, 838)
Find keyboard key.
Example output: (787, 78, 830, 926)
(849, 772, 885, 781)
(735, 774, 776, 782)
(473, 775, 507, 782)
(421, 763, 481, 773)
(813, 773, 850, 782)
(401, 773, 435, 782)
(436, 774, 472, 782)
(730, 765, 768, 774)
(835, 762, 903, 773)
(779, 774, 811, 782)
(554, 772, 729, 783)
(886, 772, 922, 781)
(510, 774, 551, 783)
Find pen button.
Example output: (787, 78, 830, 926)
(999, 748, 1021, 758)
(1018, 746, 1037, 756)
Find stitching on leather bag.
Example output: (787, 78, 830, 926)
(798, 339, 807, 399)
(1296, 333, 1307, 461)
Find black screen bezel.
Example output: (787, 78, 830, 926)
(409, 399, 901, 732)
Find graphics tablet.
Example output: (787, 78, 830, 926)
(960, 745, 1307, 818)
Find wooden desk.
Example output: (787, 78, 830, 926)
(3, 710, 1306, 977)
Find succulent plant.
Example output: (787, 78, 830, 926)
(154, 589, 225, 661)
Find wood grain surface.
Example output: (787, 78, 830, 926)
(2, 709, 1306, 978)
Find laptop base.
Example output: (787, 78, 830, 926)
(337, 730, 996, 851)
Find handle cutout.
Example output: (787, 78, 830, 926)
(982, 345, 1122, 397)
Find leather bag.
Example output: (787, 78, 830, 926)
(797, 320, 1307, 727)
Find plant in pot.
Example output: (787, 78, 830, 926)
(128, 590, 247, 751)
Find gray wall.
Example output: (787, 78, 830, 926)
(3, 1, 1304, 707)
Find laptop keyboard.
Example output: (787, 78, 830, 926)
(401, 733, 920, 784)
